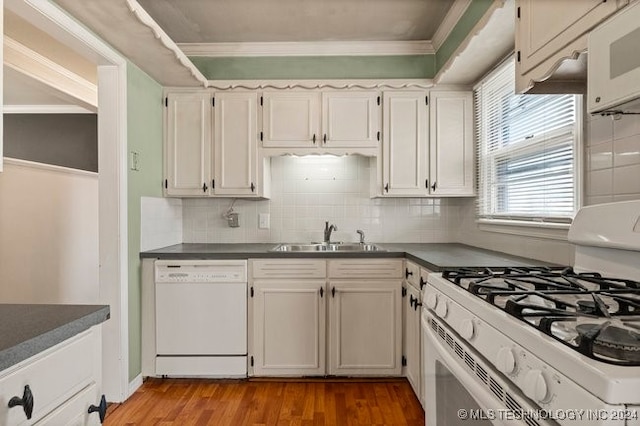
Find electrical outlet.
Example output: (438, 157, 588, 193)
(259, 213, 270, 229)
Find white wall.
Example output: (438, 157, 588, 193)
(0, 159, 99, 303)
(183, 155, 462, 244)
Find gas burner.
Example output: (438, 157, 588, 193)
(577, 322, 640, 363)
(442, 266, 640, 364)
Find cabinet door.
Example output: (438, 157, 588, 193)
(516, 0, 618, 90)
(429, 91, 474, 196)
(328, 280, 402, 376)
(252, 280, 326, 376)
(165, 92, 212, 196)
(213, 92, 259, 196)
(382, 92, 429, 196)
(262, 91, 320, 148)
(322, 91, 380, 148)
(405, 284, 421, 402)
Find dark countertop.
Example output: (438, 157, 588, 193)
(0, 304, 110, 372)
(141, 243, 555, 271)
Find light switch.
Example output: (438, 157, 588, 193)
(259, 213, 270, 229)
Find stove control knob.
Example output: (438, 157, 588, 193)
(425, 293, 438, 310)
(496, 347, 516, 375)
(435, 299, 448, 318)
(523, 369, 548, 402)
(460, 319, 475, 340)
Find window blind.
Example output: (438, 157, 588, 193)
(474, 59, 580, 223)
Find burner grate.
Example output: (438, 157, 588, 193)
(442, 267, 640, 365)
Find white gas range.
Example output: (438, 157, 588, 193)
(422, 200, 640, 426)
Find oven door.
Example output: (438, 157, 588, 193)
(422, 309, 556, 426)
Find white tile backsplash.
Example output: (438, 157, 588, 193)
(182, 156, 461, 243)
(140, 196, 183, 251)
(585, 114, 640, 205)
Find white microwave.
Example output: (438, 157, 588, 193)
(588, 1, 640, 114)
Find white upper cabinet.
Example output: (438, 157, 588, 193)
(515, 0, 621, 93)
(261, 90, 381, 154)
(429, 91, 474, 196)
(165, 92, 213, 196)
(262, 91, 321, 148)
(213, 92, 259, 196)
(381, 91, 429, 196)
(164, 90, 269, 198)
(321, 91, 380, 148)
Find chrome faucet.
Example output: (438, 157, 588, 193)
(356, 229, 365, 244)
(324, 221, 338, 243)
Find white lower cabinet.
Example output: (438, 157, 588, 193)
(404, 282, 422, 401)
(0, 327, 104, 426)
(252, 279, 326, 376)
(328, 280, 401, 376)
(249, 258, 402, 377)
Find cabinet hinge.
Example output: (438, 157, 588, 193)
(517, 51, 521, 63)
(250, 356, 254, 367)
(377, 96, 381, 106)
(402, 356, 407, 367)
(402, 287, 407, 297)
(164, 179, 168, 189)
(260, 131, 264, 141)
(425, 96, 429, 106)
(212, 97, 215, 107)
(425, 179, 429, 189)
(250, 286, 254, 298)
(164, 97, 168, 107)
(260, 96, 263, 106)
(517, 6, 520, 18)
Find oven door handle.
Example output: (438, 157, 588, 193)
(422, 312, 533, 426)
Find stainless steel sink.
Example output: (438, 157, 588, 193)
(270, 242, 385, 252)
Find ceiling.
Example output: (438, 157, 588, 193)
(135, 0, 455, 44)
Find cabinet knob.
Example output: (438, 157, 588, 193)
(323, 134, 327, 144)
(331, 287, 336, 297)
(250, 182, 255, 192)
(319, 287, 324, 298)
(405, 268, 413, 279)
(409, 294, 415, 307)
(312, 134, 316, 144)
(384, 183, 389, 193)
(202, 182, 208, 193)
(8, 385, 34, 420)
(88, 394, 108, 423)
(431, 181, 437, 191)
(419, 277, 426, 290)
(595, 96, 601, 103)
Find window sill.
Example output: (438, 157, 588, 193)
(476, 219, 570, 241)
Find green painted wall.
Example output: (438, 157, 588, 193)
(190, 55, 435, 80)
(435, 0, 494, 73)
(127, 62, 163, 381)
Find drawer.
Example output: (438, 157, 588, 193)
(328, 259, 403, 279)
(251, 259, 326, 279)
(34, 383, 101, 426)
(404, 261, 420, 288)
(0, 328, 100, 425)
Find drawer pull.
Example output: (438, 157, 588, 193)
(88, 394, 108, 423)
(420, 277, 426, 290)
(405, 268, 413, 279)
(8, 384, 34, 419)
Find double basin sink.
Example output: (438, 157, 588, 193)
(270, 242, 385, 252)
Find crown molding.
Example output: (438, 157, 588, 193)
(432, 0, 473, 50)
(178, 40, 435, 58)
(125, 0, 208, 86)
(4, 104, 95, 114)
(4, 36, 98, 110)
(165, 78, 434, 91)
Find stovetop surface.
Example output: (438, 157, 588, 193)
(442, 266, 640, 365)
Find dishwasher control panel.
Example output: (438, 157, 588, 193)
(155, 260, 247, 283)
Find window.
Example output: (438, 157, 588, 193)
(474, 59, 581, 224)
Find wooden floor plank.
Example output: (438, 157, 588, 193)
(105, 378, 424, 426)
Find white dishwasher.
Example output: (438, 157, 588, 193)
(155, 259, 247, 377)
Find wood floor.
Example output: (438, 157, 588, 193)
(105, 378, 425, 426)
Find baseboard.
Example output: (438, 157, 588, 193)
(128, 374, 143, 397)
